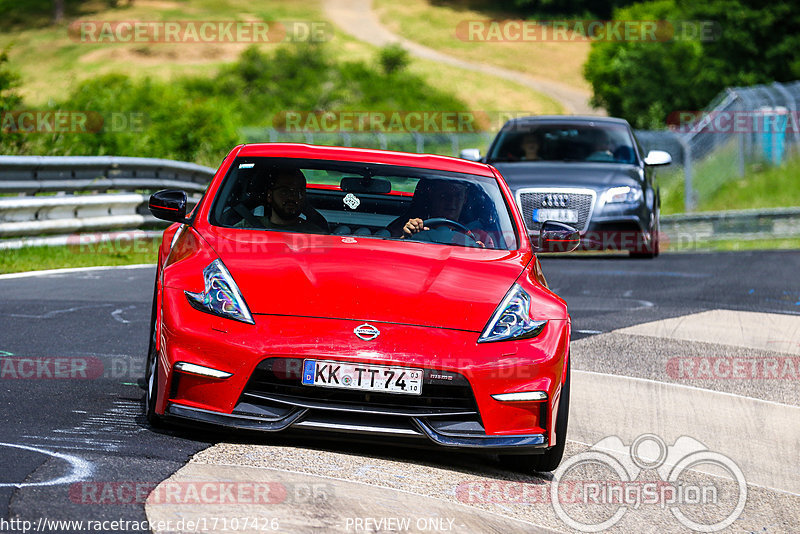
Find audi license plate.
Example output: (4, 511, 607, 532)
(532, 208, 578, 224)
(302, 360, 423, 395)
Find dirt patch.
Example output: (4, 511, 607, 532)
(131, 0, 184, 9)
(78, 41, 250, 66)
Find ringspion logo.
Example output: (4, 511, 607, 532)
(551, 434, 746, 532)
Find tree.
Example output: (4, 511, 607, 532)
(584, 0, 800, 128)
(681, 0, 800, 87)
(481, 0, 640, 18)
(53, 0, 64, 23)
(0, 49, 26, 153)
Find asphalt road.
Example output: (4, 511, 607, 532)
(541, 250, 800, 339)
(0, 250, 798, 532)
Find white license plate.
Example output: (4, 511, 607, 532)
(532, 208, 578, 224)
(301, 360, 423, 395)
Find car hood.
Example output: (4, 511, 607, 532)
(491, 162, 641, 190)
(203, 229, 531, 332)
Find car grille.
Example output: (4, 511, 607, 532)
(518, 190, 595, 232)
(238, 358, 480, 418)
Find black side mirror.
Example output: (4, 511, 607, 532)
(537, 221, 580, 253)
(149, 189, 190, 224)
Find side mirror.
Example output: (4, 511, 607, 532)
(537, 221, 580, 253)
(644, 150, 672, 166)
(459, 148, 482, 161)
(149, 189, 190, 224)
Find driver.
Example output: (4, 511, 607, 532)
(401, 180, 467, 237)
(586, 131, 615, 161)
(389, 179, 491, 247)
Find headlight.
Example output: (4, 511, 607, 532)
(479, 284, 547, 343)
(604, 185, 642, 204)
(185, 259, 254, 324)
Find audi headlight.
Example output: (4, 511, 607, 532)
(185, 259, 254, 324)
(479, 284, 547, 343)
(604, 185, 642, 204)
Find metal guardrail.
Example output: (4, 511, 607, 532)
(661, 207, 800, 246)
(0, 156, 213, 240)
(1, 155, 798, 250)
(0, 155, 214, 193)
(0, 193, 151, 237)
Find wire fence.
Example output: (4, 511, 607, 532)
(240, 128, 495, 159)
(241, 81, 800, 214)
(669, 81, 800, 212)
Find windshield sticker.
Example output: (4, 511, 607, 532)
(238, 163, 255, 169)
(343, 193, 361, 210)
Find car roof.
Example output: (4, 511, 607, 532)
(236, 143, 497, 178)
(504, 115, 631, 127)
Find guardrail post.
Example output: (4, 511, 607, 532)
(377, 133, 387, 151)
(450, 134, 459, 157)
(677, 135, 695, 212)
(412, 132, 423, 153)
(738, 132, 746, 177)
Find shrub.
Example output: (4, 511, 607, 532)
(378, 44, 410, 75)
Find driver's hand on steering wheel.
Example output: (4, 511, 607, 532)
(402, 218, 428, 237)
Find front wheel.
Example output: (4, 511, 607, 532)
(500, 360, 570, 473)
(630, 211, 660, 259)
(145, 285, 163, 428)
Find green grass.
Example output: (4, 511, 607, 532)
(660, 148, 800, 215)
(663, 236, 800, 253)
(0, 0, 562, 120)
(698, 156, 800, 212)
(0, 239, 158, 274)
(373, 0, 591, 95)
(0, 0, 323, 105)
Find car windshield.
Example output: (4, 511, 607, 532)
(487, 123, 637, 164)
(209, 157, 518, 250)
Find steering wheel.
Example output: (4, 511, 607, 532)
(422, 218, 479, 242)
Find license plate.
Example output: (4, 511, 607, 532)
(302, 360, 423, 395)
(532, 208, 578, 224)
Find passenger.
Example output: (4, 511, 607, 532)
(235, 168, 327, 233)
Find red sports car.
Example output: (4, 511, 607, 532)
(146, 143, 577, 472)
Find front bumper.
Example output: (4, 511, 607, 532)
(157, 286, 570, 452)
(167, 403, 547, 452)
(517, 188, 654, 252)
(579, 215, 652, 252)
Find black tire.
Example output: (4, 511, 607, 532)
(629, 241, 658, 259)
(500, 360, 571, 473)
(630, 209, 660, 259)
(145, 284, 163, 428)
